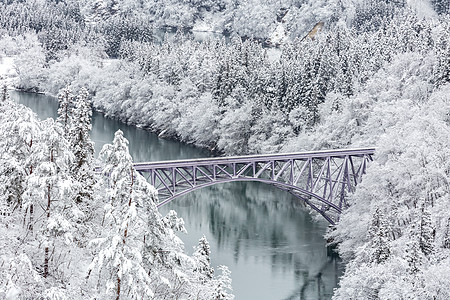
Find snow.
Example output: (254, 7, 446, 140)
(0, 56, 18, 87)
(5, 285, 20, 300)
(266, 48, 282, 62)
(407, 0, 438, 19)
(191, 13, 226, 42)
(193, 20, 214, 33)
(268, 23, 287, 46)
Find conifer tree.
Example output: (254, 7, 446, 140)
(443, 218, 450, 249)
(0, 103, 41, 221)
(434, 37, 450, 88)
(1, 84, 9, 104)
(212, 266, 234, 300)
(56, 87, 75, 137)
(419, 200, 434, 257)
(431, 0, 450, 14)
(405, 239, 422, 275)
(70, 88, 95, 204)
(193, 235, 214, 281)
(368, 208, 391, 264)
(89, 130, 225, 298)
(23, 118, 75, 278)
(88, 130, 155, 299)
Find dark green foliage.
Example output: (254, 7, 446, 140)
(405, 239, 422, 275)
(56, 87, 75, 136)
(101, 15, 153, 58)
(431, 0, 450, 15)
(434, 28, 450, 88)
(419, 200, 434, 256)
(1, 85, 9, 103)
(70, 88, 95, 204)
(193, 236, 214, 281)
(353, 0, 406, 32)
(444, 218, 450, 249)
(368, 208, 391, 264)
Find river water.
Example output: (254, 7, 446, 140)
(11, 90, 343, 300)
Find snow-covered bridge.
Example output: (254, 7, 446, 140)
(134, 148, 375, 224)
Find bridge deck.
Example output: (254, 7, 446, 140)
(134, 148, 375, 169)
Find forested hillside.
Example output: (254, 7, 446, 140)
(0, 0, 449, 298)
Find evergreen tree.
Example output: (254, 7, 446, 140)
(1, 84, 9, 104)
(0, 104, 41, 219)
(193, 235, 214, 281)
(434, 31, 450, 88)
(70, 88, 95, 204)
(212, 266, 234, 300)
(23, 118, 75, 278)
(368, 208, 391, 264)
(89, 130, 218, 299)
(443, 218, 450, 249)
(212, 58, 235, 109)
(56, 87, 75, 137)
(87, 130, 154, 299)
(419, 200, 434, 257)
(405, 239, 422, 275)
(431, 0, 450, 14)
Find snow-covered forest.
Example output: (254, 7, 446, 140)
(0, 88, 233, 298)
(0, 0, 450, 298)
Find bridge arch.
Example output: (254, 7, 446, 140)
(134, 148, 375, 224)
(155, 178, 342, 224)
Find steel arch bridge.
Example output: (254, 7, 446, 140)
(134, 148, 375, 224)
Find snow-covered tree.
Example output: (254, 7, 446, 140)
(70, 88, 95, 204)
(444, 219, 450, 249)
(405, 238, 422, 275)
(212, 266, 234, 300)
(368, 208, 391, 264)
(87, 129, 155, 299)
(23, 118, 76, 278)
(0, 102, 41, 215)
(419, 200, 435, 257)
(88, 130, 232, 299)
(193, 235, 214, 281)
(56, 87, 75, 137)
(1, 84, 8, 104)
(0, 253, 45, 298)
(434, 31, 450, 88)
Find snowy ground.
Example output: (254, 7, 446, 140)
(0, 56, 18, 87)
(268, 23, 288, 46)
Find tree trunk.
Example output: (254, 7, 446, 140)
(116, 167, 134, 299)
(44, 184, 51, 278)
(116, 275, 121, 300)
(28, 204, 34, 231)
(44, 151, 53, 278)
(26, 153, 34, 230)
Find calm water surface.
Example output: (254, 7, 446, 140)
(11, 90, 343, 300)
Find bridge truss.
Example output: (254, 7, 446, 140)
(134, 148, 375, 224)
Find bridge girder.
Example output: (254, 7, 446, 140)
(134, 148, 375, 224)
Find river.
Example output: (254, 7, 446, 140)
(11, 90, 343, 300)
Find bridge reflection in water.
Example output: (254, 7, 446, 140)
(134, 148, 375, 224)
